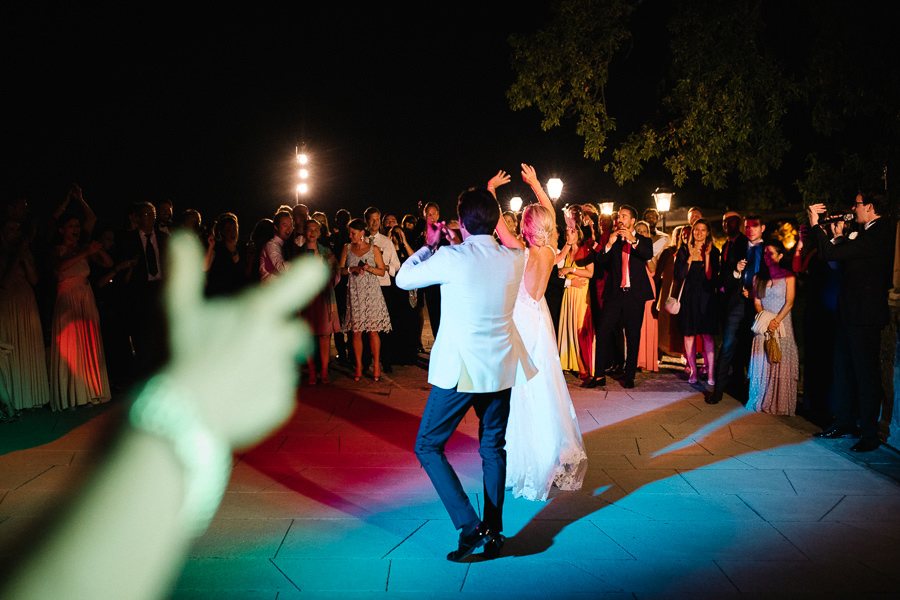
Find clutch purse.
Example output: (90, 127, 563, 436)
(664, 280, 683, 315)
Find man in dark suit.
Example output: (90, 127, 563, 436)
(709, 212, 765, 404)
(585, 204, 654, 389)
(809, 191, 894, 452)
(120, 202, 170, 381)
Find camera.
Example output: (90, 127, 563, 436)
(820, 213, 854, 225)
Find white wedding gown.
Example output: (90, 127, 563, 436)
(505, 250, 588, 501)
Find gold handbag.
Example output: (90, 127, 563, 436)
(764, 331, 781, 364)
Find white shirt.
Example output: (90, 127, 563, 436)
(369, 231, 401, 286)
(141, 229, 162, 281)
(260, 236, 288, 283)
(651, 232, 670, 257)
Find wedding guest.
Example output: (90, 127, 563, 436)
(809, 192, 894, 452)
(634, 221, 659, 372)
(585, 205, 654, 389)
(655, 226, 685, 358)
(556, 222, 594, 380)
(259, 211, 293, 283)
(746, 240, 798, 415)
(709, 213, 765, 404)
(332, 209, 352, 363)
(311, 211, 332, 248)
(90, 223, 137, 388)
(643, 208, 670, 256)
(0, 217, 50, 410)
(120, 201, 170, 380)
(203, 213, 248, 297)
(49, 188, 113, 410)
(246, 218, 274, 285)
(418, 201, 443, 337)
(339, 218, 391, 381)
(364, 206, 402, 373)
(674, 219, 719, 385)
(300, 219, 341, 384)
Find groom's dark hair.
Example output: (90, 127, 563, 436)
(457, 188, 500, 236)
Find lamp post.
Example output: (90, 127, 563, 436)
(652, 186, 674, 232)
(296, 146, 309, 203)
(547, 178, 563, 201)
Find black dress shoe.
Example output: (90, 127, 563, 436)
(815, 426, 860, 439)
(706, 390, 723, 405)
(622, 379, 635, 389)
(483, 534, 505, 559)
(447, 523, 493, 562)
(851, 439, 879, 452)
(583, 376, 606, 388)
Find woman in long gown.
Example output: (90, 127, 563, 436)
(0, 218, 50, 410)
(556, 222, 595, 380)
(634, 221, 659, 372)
(747, 240, 799, 415)
(493, 165, 588, 501)
(50, 210, 113, 410)
(339, 218, 391, 381)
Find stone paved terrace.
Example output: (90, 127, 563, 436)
(2, 357, 900, 599)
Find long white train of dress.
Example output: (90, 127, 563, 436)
(505, 260, 588, 501)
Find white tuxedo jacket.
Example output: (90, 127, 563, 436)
(396, 234, 536, 393)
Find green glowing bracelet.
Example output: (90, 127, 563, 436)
(129, 375, 231, 536)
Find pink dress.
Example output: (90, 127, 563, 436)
(637, 266, 659, 371)
(50, 252, 111, 410)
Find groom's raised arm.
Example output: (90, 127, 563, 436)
(396, 245, 447, 290)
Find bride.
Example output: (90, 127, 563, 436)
(490, 164, 588, 501)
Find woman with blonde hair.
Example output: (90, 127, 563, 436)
(493, 164, 587, 502)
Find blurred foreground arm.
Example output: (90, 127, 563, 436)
(1, 233, 328, 600)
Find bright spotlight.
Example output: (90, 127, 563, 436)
(509, 196, 523, 212)
(297, 183, 309, 194)
(297, 154, 309, 165)
(299, 169, 309, 179)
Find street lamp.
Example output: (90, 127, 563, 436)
(295, 146, 309, 202)
(600, 201, 615, 215)
(509, 196, 523, 212)
(652, 186, 674, 232)
(547, 178, 563, 201)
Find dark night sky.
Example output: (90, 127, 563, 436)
(7, 4, 637, 229)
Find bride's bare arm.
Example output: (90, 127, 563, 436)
(521, 164, 553, 211)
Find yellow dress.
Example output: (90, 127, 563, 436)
(557, 251, 593, 376)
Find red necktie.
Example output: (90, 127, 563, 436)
(621, 242, 631, 287)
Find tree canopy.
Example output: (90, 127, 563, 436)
(508, 0, 900, 206)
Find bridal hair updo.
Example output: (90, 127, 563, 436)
(521, 204, 555, 248)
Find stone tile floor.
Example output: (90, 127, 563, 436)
(2, 358, 899, 599)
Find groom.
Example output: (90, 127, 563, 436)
(396, 187, 536, 561)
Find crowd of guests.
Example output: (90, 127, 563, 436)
(0, 188, 443, 418)
(536, 191, 893, 452)
(0, 185, 893, 453)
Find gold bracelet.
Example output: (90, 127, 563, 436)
(129, 375, 231, 536)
